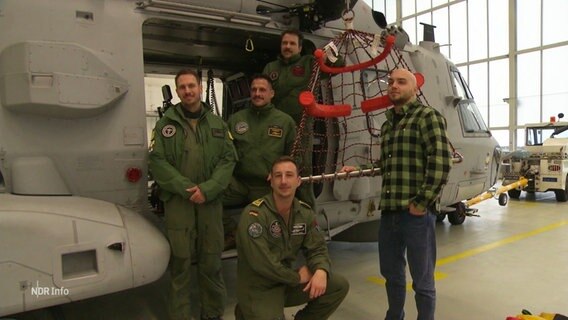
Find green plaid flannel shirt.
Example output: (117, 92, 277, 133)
(375, 100, 452, 212)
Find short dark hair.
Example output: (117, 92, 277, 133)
(271, 156, 299, 174)
(280, 29, 304, 47)
(250, 74, 273, 89)
(175, 69, 201, 87)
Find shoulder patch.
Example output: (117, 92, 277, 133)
(248, 211, 259, 217)
(248, 222, 263, 238)
(299, 200, 311, 209)
(269, 71, 279, 81)
(161, 124, 176, 138)
(251, 198, 264, 207)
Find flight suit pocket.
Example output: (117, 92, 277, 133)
(166, 228, 193, 259)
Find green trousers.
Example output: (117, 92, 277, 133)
(164, 196, 226, 319)
(236, 273, 349, 320)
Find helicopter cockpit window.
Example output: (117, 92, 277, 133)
(457, 100, 491, 137)
(451, 69, 473, 100)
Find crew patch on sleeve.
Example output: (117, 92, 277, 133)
(248, 222, 263, 238)
(161, 125, 176, 138)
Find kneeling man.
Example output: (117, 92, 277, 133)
(235, 156, 349, 320)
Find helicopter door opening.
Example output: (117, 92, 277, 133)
(141, 16, 332, 191)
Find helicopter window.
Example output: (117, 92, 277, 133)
(457, 100, 491, 136)
(451, 69, 473, 100)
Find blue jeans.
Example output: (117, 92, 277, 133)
(379, 210, 437, 320)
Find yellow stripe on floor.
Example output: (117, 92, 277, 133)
(437, 220, 568, 266)
(367, 220, 568, 288)
(368, 272, 448, 290)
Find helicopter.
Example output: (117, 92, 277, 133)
(0, 0, 501, 316)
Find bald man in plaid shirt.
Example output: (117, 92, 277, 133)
(342, 68, 452, 320)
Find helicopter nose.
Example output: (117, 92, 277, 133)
(117, 206, 170, 286)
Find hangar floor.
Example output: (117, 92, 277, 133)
(11, 191, 568, 319)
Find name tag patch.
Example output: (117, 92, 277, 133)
(291, 223, 306, 236)
(268, 126, 283, 138)
(292, 65, 305, 76)
(211, 128, 224, 138)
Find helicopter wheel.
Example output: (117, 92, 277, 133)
(435, 211, 446, 222)
(448, 202, 466, 225)
(498, 193, 508, 206)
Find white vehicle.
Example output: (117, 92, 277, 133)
(503, 115, 568, 202)
(0, 0, 501, 316)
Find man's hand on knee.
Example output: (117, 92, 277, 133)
(303, 269, 327, 299)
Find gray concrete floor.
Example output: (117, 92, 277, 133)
(10, 191, 568, 319)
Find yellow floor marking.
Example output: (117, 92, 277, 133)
(368, 272, 448, 290)
(437, 220, 568, 267)
(367, 220, 568, 288)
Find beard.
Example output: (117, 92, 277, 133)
(389, 92, 413, 106)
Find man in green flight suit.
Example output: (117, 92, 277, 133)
(235, 156, 349, 320)
(224, 74, 297, 206)
(263, 29, 316, 208)
(149, 69, 236, 320)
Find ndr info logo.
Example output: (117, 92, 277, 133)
(31, 281, 69, 297)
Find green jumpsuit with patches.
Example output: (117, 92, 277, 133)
(263, 54, 316, 207)
(224, 103, 297, 205)
(235, 195, 349, 320)
(149, 103, 236, 319)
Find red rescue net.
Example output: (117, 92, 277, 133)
(291, 28, 428, 181)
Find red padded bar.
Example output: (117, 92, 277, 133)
(299, 91, 352, 118)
